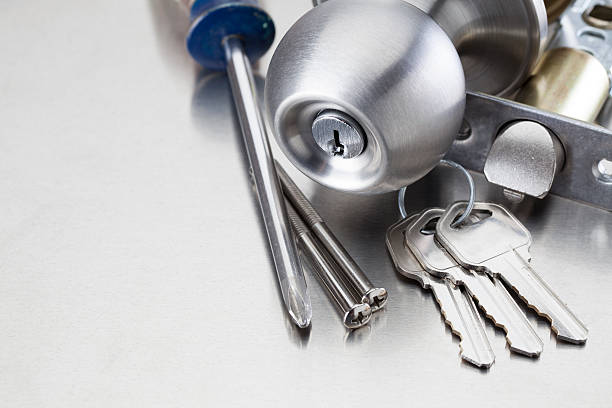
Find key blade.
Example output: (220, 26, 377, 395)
(430, 279, 495, 368)
(490, 251, 588, 344)
(405, 208, 540, 357)
(387, 215, 493, 367)
(458, 268, 543, 357)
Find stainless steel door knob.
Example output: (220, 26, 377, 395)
(264, 0, 466, 194)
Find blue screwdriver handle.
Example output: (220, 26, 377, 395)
(186, 0, 275, 70)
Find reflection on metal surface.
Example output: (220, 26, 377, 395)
(515, 47, 610, 122)
(446, 92, 612, 210)
(265, 0, 465, 193)
(408, 0, 547, 96)
(484, 121, 565, 199)
(190, 72, 239, 137)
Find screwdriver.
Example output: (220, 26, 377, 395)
(184, 0, 312, 327)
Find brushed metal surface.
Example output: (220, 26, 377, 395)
(408, 0, 548, 96)
(265, 0, 465, 193)
(483, 121, 565, 199)
(1, 1, 611, 407)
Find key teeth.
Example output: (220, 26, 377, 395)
(432, 290, 495, 368)
(440, 308, 495, 369)
(467, 292, 544, 357)
(505, 281, 588, 344)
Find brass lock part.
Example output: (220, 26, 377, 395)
(515, 47, 610, 123)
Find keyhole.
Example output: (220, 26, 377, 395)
(332, 129, 345, 156)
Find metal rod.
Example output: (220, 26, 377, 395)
(223, 37, 311, 328)
(275, 162, 387, 311)
(285, 201, 371, 329)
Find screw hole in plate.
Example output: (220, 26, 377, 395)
(456, 119, 472, 141)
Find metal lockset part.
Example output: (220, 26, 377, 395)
(445, 92, 612, 210)
(311, 110, 366, 159)
(483, 121, 566, 201)
(265, 0, 466, 194)
(472, 0, 612, 204)
(407, 0, 548, 96)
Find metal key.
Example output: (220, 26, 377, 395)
(387, 215, 495, 368)
(405, 208, 543, 357)
(437, 202, 588, 344)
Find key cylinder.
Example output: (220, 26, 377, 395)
(311, 110, 366, 159)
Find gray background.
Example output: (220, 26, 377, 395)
(1, 1, 610, 407)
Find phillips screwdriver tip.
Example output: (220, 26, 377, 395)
(286, 285, 312, 329)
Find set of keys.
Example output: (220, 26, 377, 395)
(386, 201, 588, 368)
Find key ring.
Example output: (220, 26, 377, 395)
(397, 159, 475, 227)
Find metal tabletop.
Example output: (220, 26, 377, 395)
(1, 1, 610, 406)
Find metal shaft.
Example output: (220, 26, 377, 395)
(275, 163, 387, 311)
(286, 202, 371, 328)
(223, 37, 311, 328)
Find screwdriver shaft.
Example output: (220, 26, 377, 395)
(223, 37, 311, 328)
